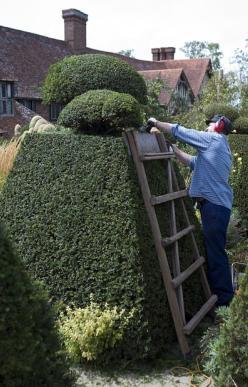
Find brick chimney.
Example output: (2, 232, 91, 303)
(152, 47, 176, 61)
(151, 48, 160, 61)
(160, 47, 175, 60)
(62, 9, 88, 52)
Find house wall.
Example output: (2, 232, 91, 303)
(0, 101, 50, 137)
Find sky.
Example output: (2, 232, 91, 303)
(1, 0, 247, 71)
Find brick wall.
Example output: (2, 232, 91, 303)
(0, 101, 50, 137)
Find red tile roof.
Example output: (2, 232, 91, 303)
(139, 68, 184, 105)
(158, 58, 212, 97)
(0, 25, 211, 101)
(0, 26, 74, 98)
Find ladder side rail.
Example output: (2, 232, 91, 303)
(157, 134, 186, 324)
(128, 131, 190, 355)
(158, 134, 212, 300)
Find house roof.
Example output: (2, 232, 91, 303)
(139, 68, 192, 105)
(84, 48, 211, 97)
(0, 26, 74, 98)
(0, 25, 211, 101)
(158, 58, 212, 97)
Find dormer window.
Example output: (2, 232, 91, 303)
(0, 81, 14, 116)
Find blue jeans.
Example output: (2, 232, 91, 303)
(199, 200, 234, 306)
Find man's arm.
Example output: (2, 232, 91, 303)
(147, 117, 212, 151)
(172, 144, 192, 166)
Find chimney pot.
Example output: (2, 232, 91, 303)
(151, 48, 160, 61)
(62, 9, 88, 52)
(160, 47, 175, 60)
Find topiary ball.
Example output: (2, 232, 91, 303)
(204, 103, 239, 123)
(102, 91, 143, 130)
(42, 54, 147, 105)
(57, 89, 143, 134)
(233, 116, 248, 134)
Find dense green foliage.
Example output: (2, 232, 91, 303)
(229, 134, 248, 227)
(233, 116, 248, 134)
(202, 266, 248, 386)
(57, 90, 143, 133)
(0, 132, 205, 361)
(204, 103, 239, 123)
(0, 223, 72, 387)
(42, 54, 147, 105)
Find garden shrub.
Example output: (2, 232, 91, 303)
(204, 103, 239, 123)
(229, 133, 248, 227)
(202, 265, 248, 386)
(0, 222, 72, 387)
(0, 132, 205, 361)
(42, 54, 147, 105)
(233, 116, 248, 134)
(59, 299, 135, 363)
(57, 89, 143, 133)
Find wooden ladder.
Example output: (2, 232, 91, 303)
(124, 130, 217, 357)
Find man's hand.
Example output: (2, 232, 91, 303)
(147, 117, 157, 127)
(150, 127, 160, 134)
(146, 117, 160, 134)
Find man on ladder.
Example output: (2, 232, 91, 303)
(147, 115, 234, 308)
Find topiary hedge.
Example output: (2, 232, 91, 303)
(57, 89, 143, 133)
(0, 132, 205, 361)
(233, 116, 248, 134)
(42, 54, 147, 105)
(229, 133, 248, 227)
(204, 103, 239, 123)
(0, 222, 72, 386)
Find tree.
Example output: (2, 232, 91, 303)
(118, 49, 135, 58)
(231, 39, 248, 82)
(144, 78, 168, 120)
(180, 40, 223, 70)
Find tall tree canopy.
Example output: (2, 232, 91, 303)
(180, 40, 223, 70)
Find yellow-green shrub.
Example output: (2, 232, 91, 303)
(59, 300, 135, 362)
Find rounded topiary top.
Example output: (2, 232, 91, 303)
(204, 103, 239, 123)
(233, 116, 248, 134)
(42, 54, 148, 105)
(57, 89, 143, 133)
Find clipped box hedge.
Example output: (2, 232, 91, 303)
(0, 132, 204, 361)
(0, 222, 72, 386)
(229, 133, 248, 226)
(57, 89, 143, 133)
(42, 54, 147, 105)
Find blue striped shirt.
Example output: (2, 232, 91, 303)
(171, 124, 233, 210)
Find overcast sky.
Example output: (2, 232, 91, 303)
(1, 0, 247, 71)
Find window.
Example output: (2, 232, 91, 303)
(0, 81, 14, 115)
(16, 99, 37, 112)
(50, 103, 63, 121)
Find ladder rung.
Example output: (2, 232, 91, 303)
(140, 152, 175, 161)
(171, 256, 205, 288)
(162, 225, 195, 246)
(183, 295, 218, 335)
(151, 189, 188, 205)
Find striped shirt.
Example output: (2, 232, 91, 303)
(171, 124, 233, 210)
